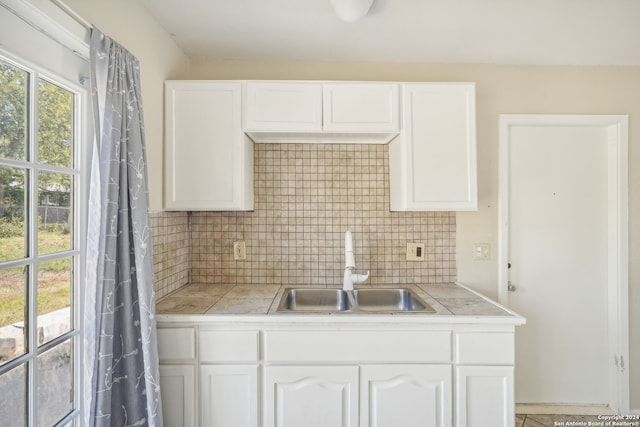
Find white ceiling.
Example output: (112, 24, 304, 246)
(139, 0, 640, 66)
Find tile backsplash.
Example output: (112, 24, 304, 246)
(151, 211, 190, 299)
(152, 143, 456, 296)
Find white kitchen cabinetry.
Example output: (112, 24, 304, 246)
(389, 83, 477, 211)
(263, 330, 452, 427)
(165, 81, 253, 210)
(199, 330, 260, 427)
(455, 366, 514, 427)
(200, 365, 259, 427)
(265, 365, 359, 427)
(159, 365, 196, 427)
(156, 324, 519, 427)
(244, 81, 399, 143)
(165, 79, 477, 211)
(157, 327, 197, 427)
(360, 364, 452, 427)
(322, 83, 399, 132)
(454, 332, 515, 427)
(244, 82, 323, 132)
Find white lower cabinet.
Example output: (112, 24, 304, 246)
(157, 325, 520, 427)
(265, 365, 359, 427)
(200, 364, 259, 427)
(455, 366, 514, 427)
(360, 365, 452, 427)
(159, 365, 196, 427)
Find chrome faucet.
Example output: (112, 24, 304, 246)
(343, 231, 369, 291)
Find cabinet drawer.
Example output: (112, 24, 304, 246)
(455, 333, 514, 365)
(158, 327, 196, 361)
(264, 331, 451, 363)
(200, 330, 260, 363)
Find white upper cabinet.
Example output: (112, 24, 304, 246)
(322, 83, 399, 132)
(389, 83, 477, 211)
(164, 80, 477, 211)
(165, 81, 253, 211)
(243, 82, 322, 132)
(244, 81, 400, 143)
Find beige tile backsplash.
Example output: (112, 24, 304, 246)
(152, 143, 456, 295)
(151, 211, 190, 299)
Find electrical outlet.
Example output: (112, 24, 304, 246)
(406, 243, 426, 261)
(233, 241, 246, 260)
(473, 243, 491, 261)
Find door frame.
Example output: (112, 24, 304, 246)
(498, 114, 629, 414)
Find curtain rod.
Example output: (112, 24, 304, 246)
(51, 0, 91, 31)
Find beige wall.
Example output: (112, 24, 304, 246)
(190, 59, 640, 409)
(64, 0, 191, 211)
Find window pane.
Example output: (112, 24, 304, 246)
(38, 79, 73, 168)
(0, 166, 27, 262)
(0, 363, 26, 426)
(0, 266, 27, 366)
(0, 60, 28, 161)
(38, 171, 72, 255)
(37, 340, 73, 427)
(37, 257, 71, 346)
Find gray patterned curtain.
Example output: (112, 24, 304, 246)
(84, 28, 163, 427)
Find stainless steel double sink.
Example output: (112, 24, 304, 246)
(276, 288, 435, 313)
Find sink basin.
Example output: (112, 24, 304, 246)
(354, 289, 435, 312)
(276, 287, 435, 313)
(276, 289, 352, 312)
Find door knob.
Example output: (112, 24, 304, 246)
(508, 282, 516, 292)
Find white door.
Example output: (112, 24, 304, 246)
(498, 115, 629, 411)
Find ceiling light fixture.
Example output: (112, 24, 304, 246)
(329, 0, 374, 23)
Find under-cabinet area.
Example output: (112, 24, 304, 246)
(157, 321, 520, 427)
(164, 80, 476, 212)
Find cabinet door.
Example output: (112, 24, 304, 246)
(360, 365, 452, 427)
(389, 83, 477, 211)
(455, 366, 514, 427)
(265, 365, 358, 427)
(200, 365, 259, 427)
(159, 365, 196, 427)
(323, 84, 399, 132)
(165, 81, 253, 210)
(244, 82, 322, 132)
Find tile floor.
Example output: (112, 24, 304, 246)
(517, 413, 614, 426)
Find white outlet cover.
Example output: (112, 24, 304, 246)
(233, 241, 246, 260)
(473, 243, 491, 261)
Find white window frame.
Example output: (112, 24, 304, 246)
(0, 0, 90, 424)
(0, 46, 88, 427)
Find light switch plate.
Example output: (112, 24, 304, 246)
(406, 243, 426, 261)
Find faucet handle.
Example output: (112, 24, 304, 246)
(352, 271, 370, 285)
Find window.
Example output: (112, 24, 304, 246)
(0, 51, 84, 426)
